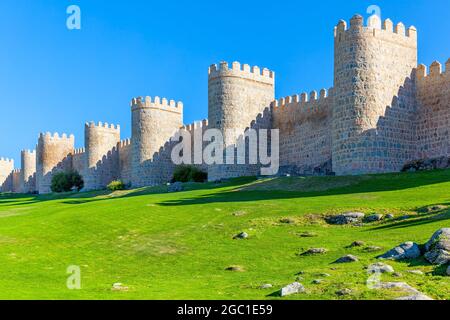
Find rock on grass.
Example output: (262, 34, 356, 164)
(326, 212, 365, 225)
(334, 255, 359, 263)
(300, 248, 328, 256)
(377, 242, 421, 260)
(336, 288, 352, 296)
(280, 282, 305, 297)
(225, 266, 245, 272)
(367, 262, 394, 274)
(424, 228, 450, 265)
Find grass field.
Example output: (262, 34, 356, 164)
(0, 170, 449, 300)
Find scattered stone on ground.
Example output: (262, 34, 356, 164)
(349, 241, 365, 247)
(167, 182, 183, 193)
(297, 231, 318, 238)
(336, 288, 352, 296)
(295, 276, 304, 281)
(418, 205, 448, 213)
(374, 282, 433, 300)
(365, 214, 384, 222)
(407, 270, 424, 275)
(424, 228, 450, 265)
(386, 214, 395, 219)
(295, 271, 305, 275)
(225, 266, 245, 272)
(260, 284, 273, 289)
(280, 218, 296, 224)
(364, 246, 383, 252)
(319, 273, 331, 277)
(233, 232, 249, 240)
(300, 248, 328, 256)
(280, 282, 305, 297)
(367, 262, 395, 274)
(377, 241, 421, 260)
(232, 211, 247, 217)
(112, 283, 129, 292)
(393, 272, 403, 278)
(326, 212, 365, 225)
(334, 254, 359, 263)
(312, 279, 322, 284)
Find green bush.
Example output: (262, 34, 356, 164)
(107, 180, 126, 191)
(51, 170, 84, 193)
(172, 165, 208, 183)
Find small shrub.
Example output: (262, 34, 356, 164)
(107, 180, 125, 191)
(172, 165, 207, 183)
(51, 170, 84, 193)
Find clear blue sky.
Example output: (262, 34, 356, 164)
(0, 0, 449, 166)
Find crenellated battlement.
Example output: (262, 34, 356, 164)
(12, 168, 21, 174)
(416, 60, 450, 80)
(208, 61, 275, 84)
(118, 139, 131, 148)
(334, 14, 417, 47)
(85, 121, 120, 131)
(38, 132, 75, 142)
(0, 157, 14, 163)
(271, 88, 333, 114)
(72, 148, 86, 155)
(130, 96, 183, 114)
(181, 119, 209, 132)
(21, 149, 36, 156)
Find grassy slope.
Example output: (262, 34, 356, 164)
(0, 170, 449, 300)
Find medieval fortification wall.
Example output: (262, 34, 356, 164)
(1, 13, 449, 194)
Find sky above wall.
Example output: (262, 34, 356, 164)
(0, 0, 449, 165)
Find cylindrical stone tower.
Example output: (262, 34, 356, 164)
(36, 132, 75, 194)
(84, 122, 121, 190)
(0, 158, 14, 192)
(20, 149, 37, 193)
(208, 61, 275, 146)
(207, 61, 275, 180)
(131, 96, 183, 187)
(332, 14, 418, 175)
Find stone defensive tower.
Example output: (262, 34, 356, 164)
(36, 132, 75, 194)
(0, 158, 14, 192)
(84, 122, 121, 190)
(131, 96, 183, 187)
(332, 15, 418, 175)
(208, 61, 275, 146)
(20, 149, 36, 193)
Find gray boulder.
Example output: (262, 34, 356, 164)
(326, 212, 365, 225)
(233, 232, 249, 240)
(424, 228, 450, 265)
(301, 248, 328, 256)
(377, 242, 421, 260)
(280, 282, 305, 296)
(365, 214, 384, 222)
(367, 262, 394, 274)
(168, 182, 183, 192)
(334, 255, 359, 263)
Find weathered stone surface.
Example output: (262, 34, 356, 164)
(335, 289, 352, 296)
(365, 214, 384, 222)
(233, 232, 249, 240)
(368, 262, 395, 274)
(326, 212, 365, 225)
(424, 228, 450, 265)
(349, 241, 365, 247)
(280, 282, 305, 297)
(334, 255, 359, 263)
(377, 242, 421, 260)
(374, 282, 433, 300)
(301, 248, 328, 256)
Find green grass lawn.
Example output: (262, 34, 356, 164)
(0, 170, 449, 300)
